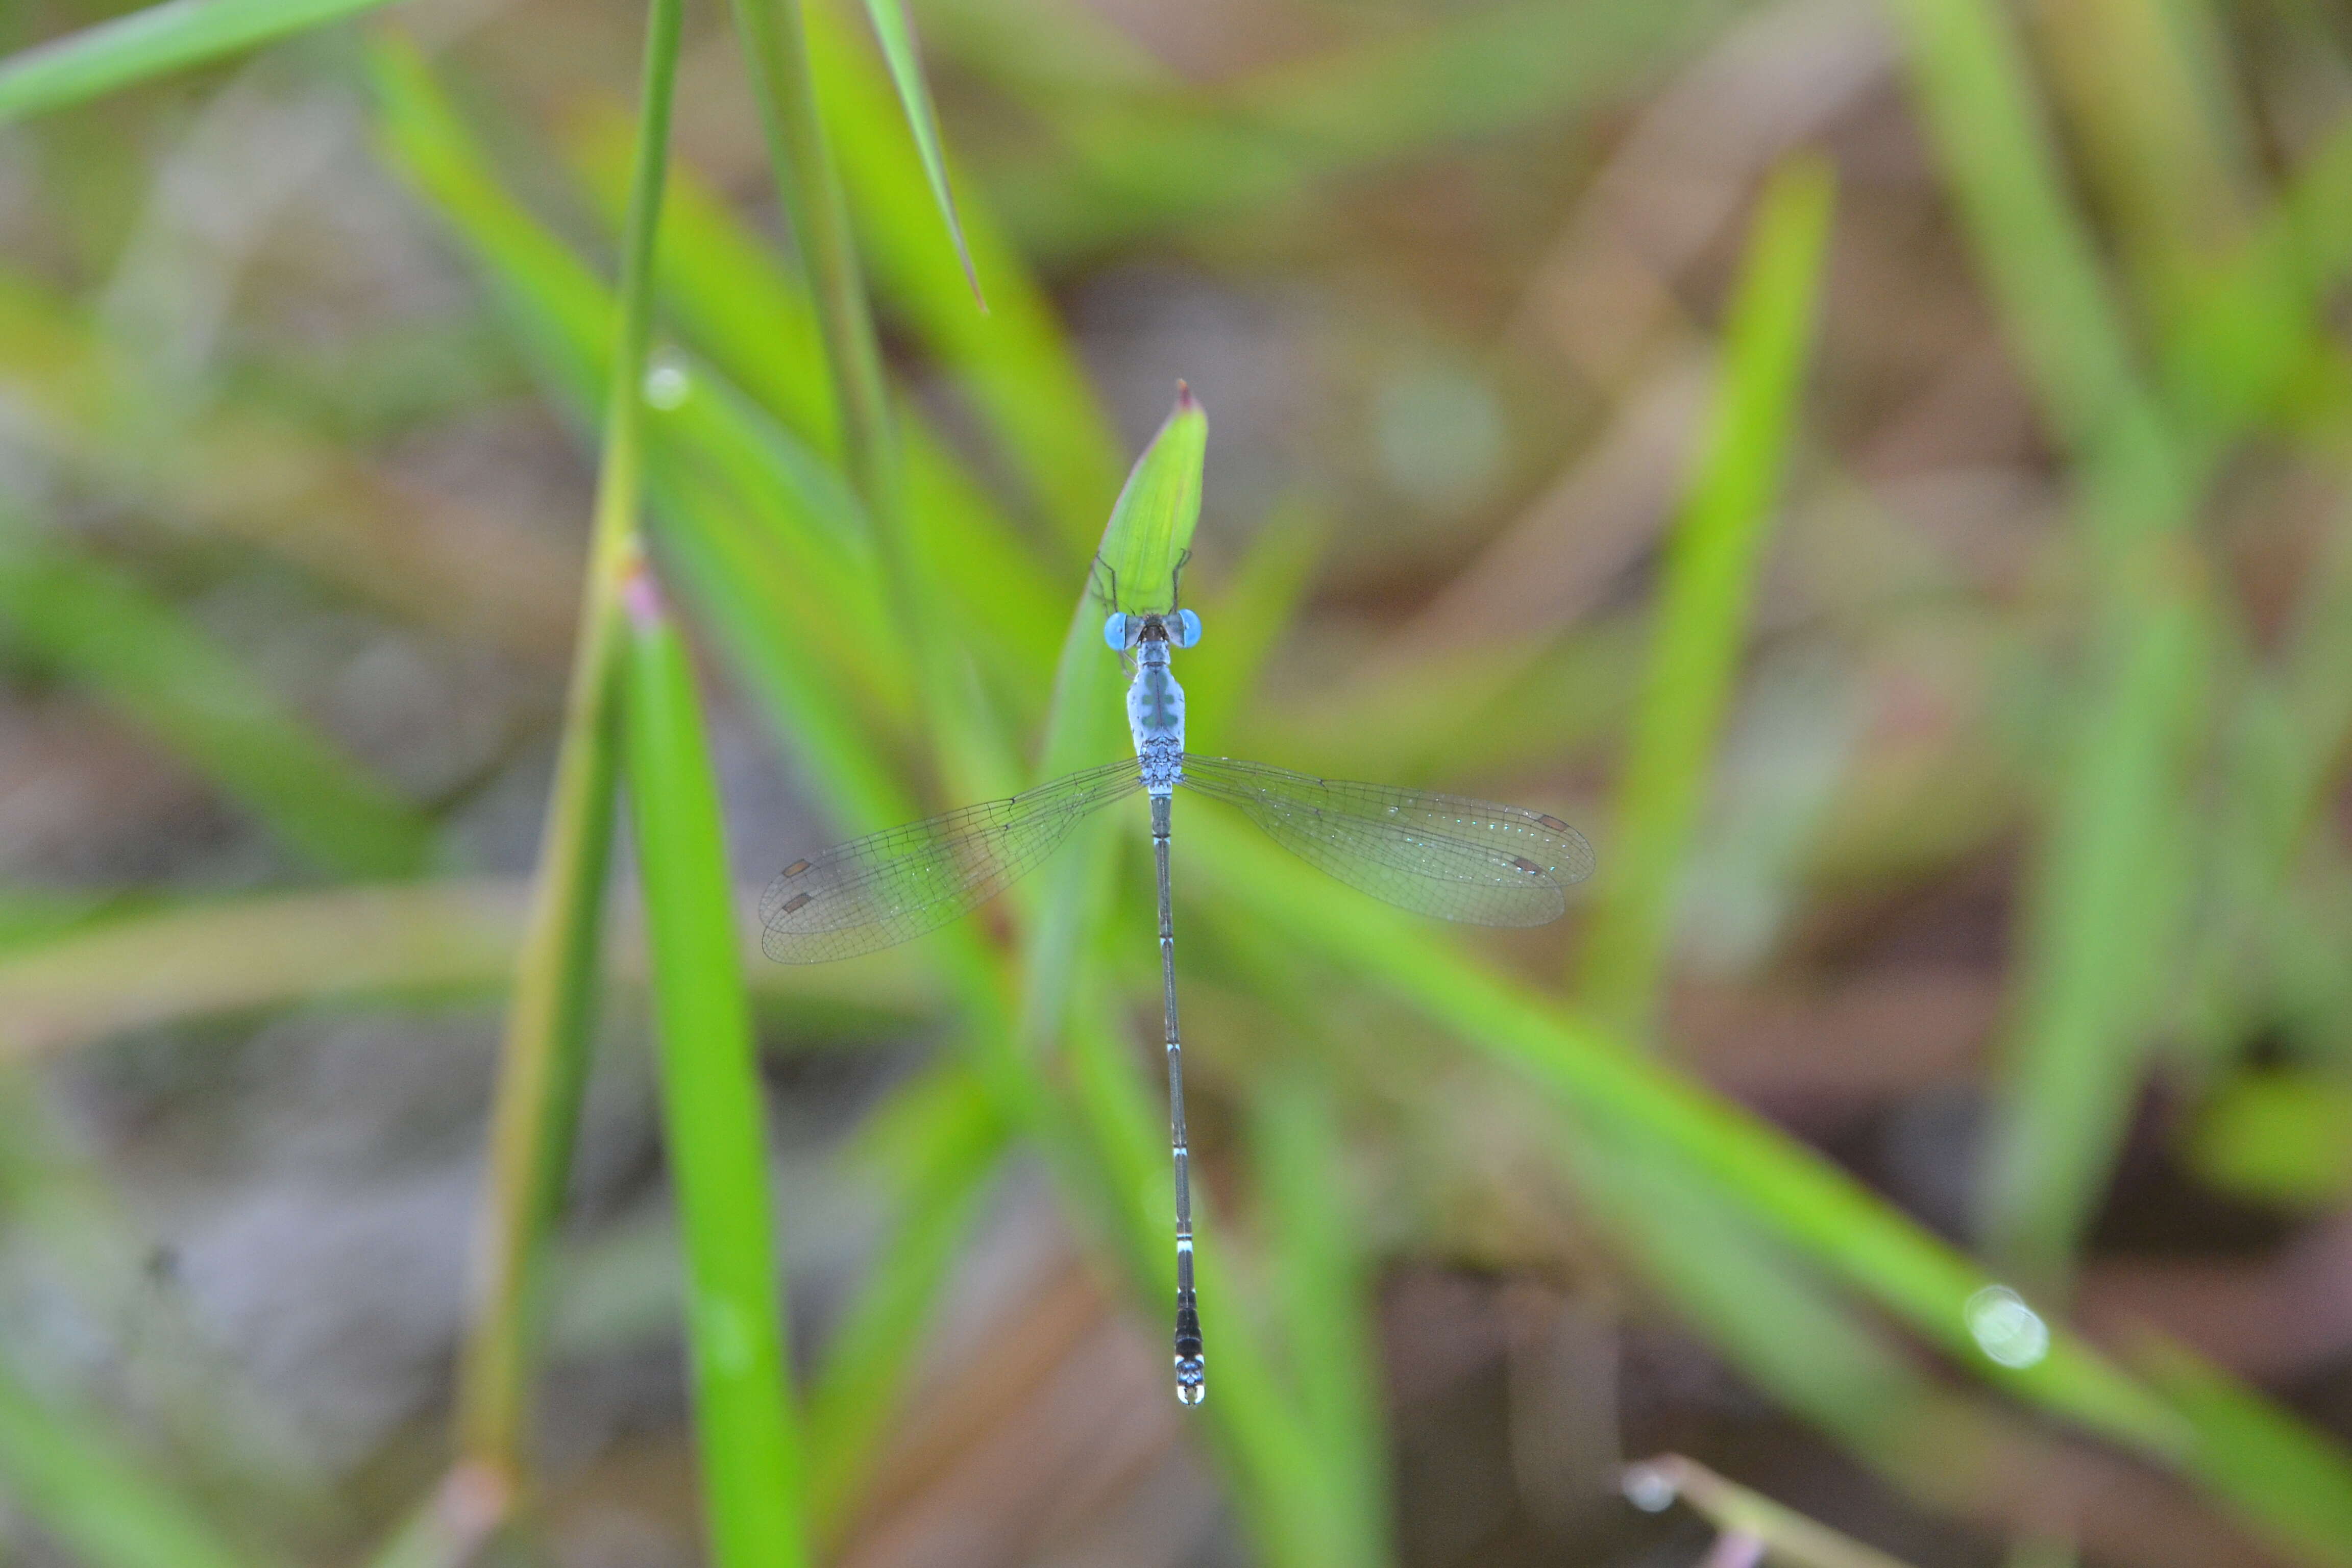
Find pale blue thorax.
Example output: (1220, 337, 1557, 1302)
(1129, 642, 1186, 795)
(1104, 608, 1199, 796)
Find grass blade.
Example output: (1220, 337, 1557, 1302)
(447, 0, 681, 1490)
(1188, 802, 2186, 1447)
(1084, 387, 1205, 618)
(0, 880, 931, 1066)
(1183, 802, 2352, 1558)
(0, 0, 395, 122)
(1249, 1070, 1390, 1568)
(1024, 386, 1206, 1013)
(2136, 1336, 2352, 1564)
(1981, 580, 2211, 1288)
(1574, 155, 1835, 1037)
(1627, 1454, 1923, 1568)
(619, 561, 809, 1568)
(554, 117, 1068, 697)
(805, 2, 1122, 552)
(728, 0, 897, 521)
(1875, 0, 2219, 1295)
(851, 0, 984, 307)
(0, 528, 432, 878)
(357, 1468, 509, 1568)
(0, 1362, 276, 1568)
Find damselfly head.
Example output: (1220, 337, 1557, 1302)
(1104, 609, 1204, 652)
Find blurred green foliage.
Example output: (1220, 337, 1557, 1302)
(4, 0, 2352, 1564)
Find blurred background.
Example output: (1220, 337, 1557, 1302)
(4, 0, 2352, 1563)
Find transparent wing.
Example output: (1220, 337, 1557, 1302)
(761, 758, 1144, 962)
(1178, 754, 1593, 927)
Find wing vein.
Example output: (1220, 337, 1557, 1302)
(761, 757, 1143, 962)
(1178, 753, 1592, 927)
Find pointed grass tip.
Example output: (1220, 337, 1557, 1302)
(1174, 379, 1199, 413)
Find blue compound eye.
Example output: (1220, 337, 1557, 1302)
(1102, 612, 1133, 651)
(1170, 608, 1202, 648)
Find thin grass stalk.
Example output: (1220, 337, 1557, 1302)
(452, 0, 683, 1485)
(1573, 155, 1835, 1039)
(727, 0, 1011, 824)
(1872, 0, 2213, 1297)
(1625, 1455, 1922, 1568)
(618, 561, 810, 1568)
(851, 0, 984, 305)
(728, 0, 897, 522)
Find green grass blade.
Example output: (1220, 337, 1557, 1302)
(1581, 1125, 1950, 1478)
(1248, 1071, 1391, 1568)
(1875, 0, 2212, 1294)
(2028, 0, 2252, 317)
(564, 115, 838, 453)
(1184, 805, 2352, 1556)
(1874, 0, 2165, 466)
(1574, 156, 1835, 1037)
(2136, 1337, 2352, 1564)
(366, 53, 912, 723)
(0, 881, 930, 1066)
(0, 0, 395, 122)
(0, 529, 432, 878)
(1185, 804, 2186, 1450)
(806, 1, 1122, 552)
(1024, 386, 1206, 1028)
(1087, 387, 1206, 620)
(2163, 114, 2352, 447)
(724, 0, 1024, 819)
(1981, 581, 2212, 1287)
(0, 1362, 276, 1568)
(851, 0, 984, 307)
(728, 0, 897, 521)
(619, 562, 809, 1568)
(557, 120, 1066, 701)
(446, 0, 681, 1488)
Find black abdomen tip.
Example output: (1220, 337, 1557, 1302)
(1174, 1294, 1205, 1405)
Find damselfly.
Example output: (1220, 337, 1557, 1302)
(762, 586, 1594, 1405)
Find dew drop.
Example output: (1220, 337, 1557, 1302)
(1965, 1284, 2049, 1368)
(644, 352, 691, 410)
